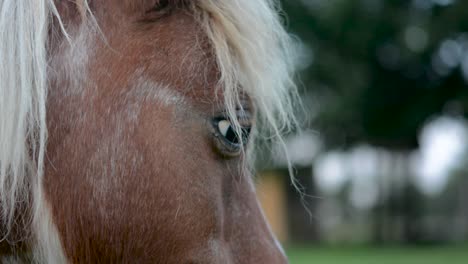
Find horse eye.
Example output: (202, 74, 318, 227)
(215, 118, 251, 147)
(218, 120, 239, 144)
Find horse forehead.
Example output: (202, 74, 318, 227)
(54, 0, 220, 109)
(129, 74, 187, 107)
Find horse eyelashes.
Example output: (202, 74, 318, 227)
(151, 0, 170, 12)
(145, 0, 172, 17)
(150, 0, 190, 13)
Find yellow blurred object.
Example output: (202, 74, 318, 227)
(256, 172, 288, 244)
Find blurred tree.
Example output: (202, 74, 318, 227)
(282, 0, 468, 150)
(277, 0, 468, 245)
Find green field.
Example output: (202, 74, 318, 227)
(287, 245, 468, 264)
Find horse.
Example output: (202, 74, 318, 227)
(0, 0, 299, 262)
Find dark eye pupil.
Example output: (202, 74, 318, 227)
(224, 125, 251, 145)
(225, 126, 239, 144)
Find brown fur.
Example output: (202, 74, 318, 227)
(34, 0, 288, 263)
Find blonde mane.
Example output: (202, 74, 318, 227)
(0, 0, 298, 261)
(0, 1, 71, 262)
(0, 0, 54, 236)
(194, 0, 300, 166)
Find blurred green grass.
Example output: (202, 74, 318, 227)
(287, 245, 468, 264)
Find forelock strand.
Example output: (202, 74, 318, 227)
(0, 0, 56, 240)
(192, 0, 301, 171)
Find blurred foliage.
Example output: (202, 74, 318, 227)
(282, 0, 468, 149)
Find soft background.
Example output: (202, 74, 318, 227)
(256, 0, 468, 263)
